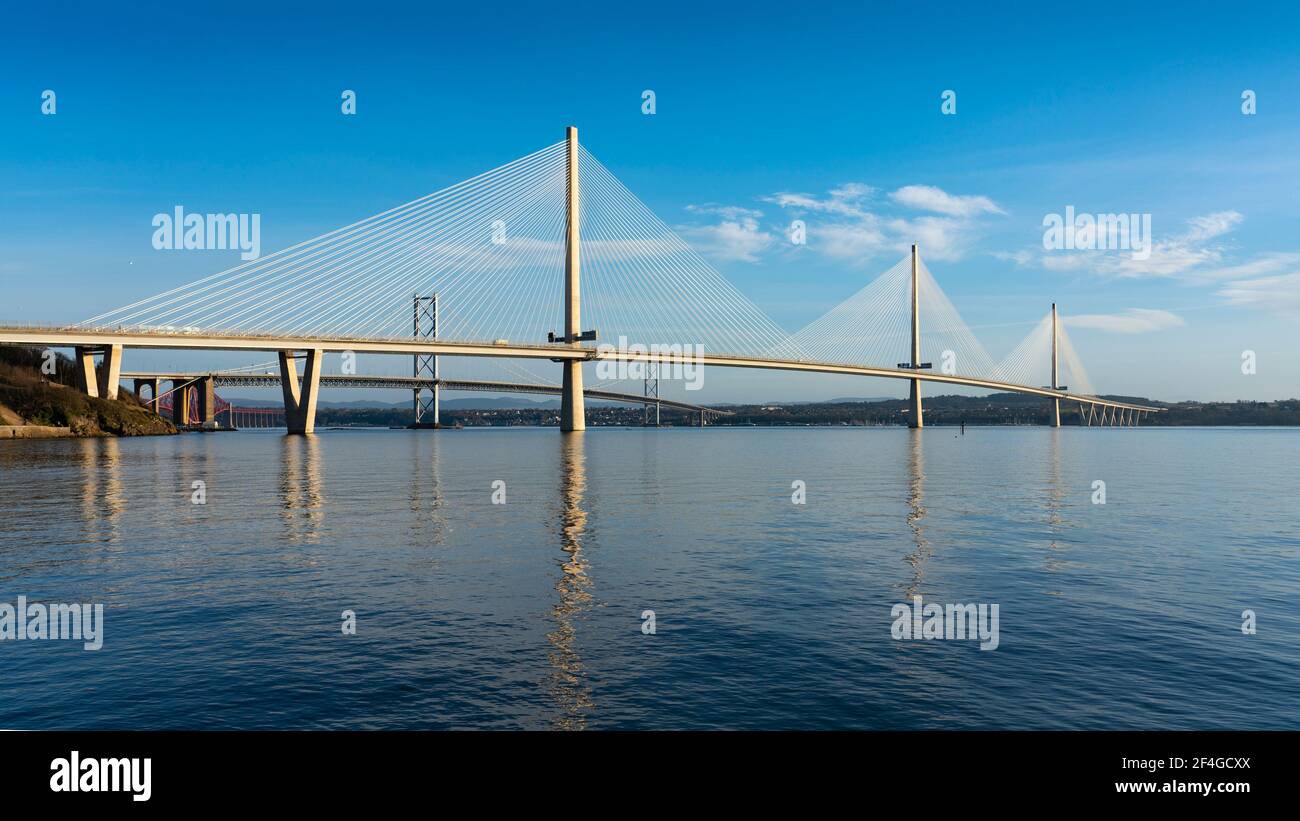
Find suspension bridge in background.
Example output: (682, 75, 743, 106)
(0, 127, 1160, 433)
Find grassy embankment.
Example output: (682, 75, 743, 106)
(0, 347, 176, 437)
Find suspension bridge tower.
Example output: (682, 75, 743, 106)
(412, 293, 439, 428)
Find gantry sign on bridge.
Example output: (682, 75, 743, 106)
(0, 127, 1160, 432)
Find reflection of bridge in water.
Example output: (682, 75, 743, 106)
(1, 127, 1161, 434)
(25, 408, 1093, 729)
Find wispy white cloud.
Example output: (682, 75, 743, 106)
(709, 182, 1005, 264)
(1195, 251, 1300, 282)
(685, 204, 764, 221)
(814, 219, 890, 259)
(1217, 271, 1300, 320)
(890, 185, 1004, 217)
(1065, 308, 1185, 334)
(1005, 210, 1243, 279)
(761, 184, 874, 219)
(678, 204, 775, 263)
(998, 209, 1300, 321)
(884, 215, 988, 262)
(1185, 211, 1243, 242)
(1102, 211, 1242, 279)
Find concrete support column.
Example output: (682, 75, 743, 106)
(560, 125, 586, 433)
(197, 376, 216, 427)
(73, 347, 99, 398)
(907, 244, 923, 429)
(97, 344, 122, 400)
(280, 349, 323, 434)
(171, 380, 191, 427)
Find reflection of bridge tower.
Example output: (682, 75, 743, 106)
(280, 434, 324, 543)
(902, 428, 929, 597)
(547, 432, 594, 727)
(413, 293, 439, 428)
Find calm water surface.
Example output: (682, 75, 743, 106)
(0, 426, 1296, 729)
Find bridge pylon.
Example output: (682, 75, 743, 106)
(905, 244, 927, 428)
(559, 125, 588, 432)
(1050, 303, 1061, 427)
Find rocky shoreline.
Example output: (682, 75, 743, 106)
(0, 347, 177, 439)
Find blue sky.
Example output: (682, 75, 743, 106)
(3, 1, 1300, 402)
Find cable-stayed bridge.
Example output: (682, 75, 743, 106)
(0, 127, 1160, 433)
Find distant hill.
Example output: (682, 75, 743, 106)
(761, 396, 898, 405)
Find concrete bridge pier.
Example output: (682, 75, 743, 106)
(197, 376, 216, 427)
(133, 378, 161, 413)
(171, 379, 192, 427)
(74, 347, 98, 397)
(73, 344, 122, 399)
(279, 349, 323, 434)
